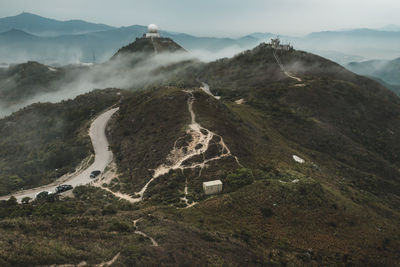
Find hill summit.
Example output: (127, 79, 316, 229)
(111, 24, 185, 60)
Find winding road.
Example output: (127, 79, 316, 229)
(0, 107, 119, 203)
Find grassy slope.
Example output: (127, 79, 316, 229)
(1, 82, 399, 265)
(105, 44, 400, 264)
(106, 84, 399, 265)
(0, 44, 400, 265)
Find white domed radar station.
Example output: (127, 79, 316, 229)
(145, 24, 160, 38)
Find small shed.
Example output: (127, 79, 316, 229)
(203, 180, 223, 195)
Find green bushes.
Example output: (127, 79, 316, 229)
(102, 204, 117, 215)
(225, 168, 254, 189)
(107, 219, 132, 232)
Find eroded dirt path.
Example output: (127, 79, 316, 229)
(179, 177, 198, 208)
(133, 218, 159, 246)
(200, 82, 221, 99)
(131, 89, 241, 203)
(99, 89, 240, 205)
(49, 252, 120, 267)
(273, 50, 303, 83)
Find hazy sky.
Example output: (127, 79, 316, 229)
(1, 0, 399, 36)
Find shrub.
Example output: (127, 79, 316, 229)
(225, 168, 254, 188)
(6, 196, 18, 206)
(261, 207, 274, 218)
(199, 231, 217, 242)
(108, 219, 132, 232)
(102, 204, 117, 215)
(8, 176, 23, 190)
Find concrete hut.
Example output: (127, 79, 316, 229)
(203, 180, 223, 195)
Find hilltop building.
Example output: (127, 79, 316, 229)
(270, 37, 292, 51)
(144, 24, 160, 38)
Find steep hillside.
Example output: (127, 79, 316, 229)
(105, 44, 400, 264)
(111, 37, 186, 60)
(0, 42, 400, 266)
(200, 44, 400, 200)
(0, 89, 123, 195)
(106, 83, 400, 265)
(0, 44, 197, 117)
(0, 61, 65, 106)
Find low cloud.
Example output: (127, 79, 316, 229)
(0, 51, 202, 117)
(190, 45, 247, 62)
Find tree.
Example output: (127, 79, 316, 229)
(8, 175, 23, 190)
(6, 196, 17, 206)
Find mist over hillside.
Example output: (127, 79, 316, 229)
(346, 57, 400, 85)
(0, 13, 400, 65)
(0, 50, 200, 117)
(0, 36, 399, 265)
(0, 5, 400, 265)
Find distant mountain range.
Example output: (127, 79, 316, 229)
(0, 12, 114, 36)
(346, 57, 400, 84)
(0, 12, 400, 65)
(345, 57, 400, 95)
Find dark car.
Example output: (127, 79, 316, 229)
(90, 170, 101, 179)
(55, 184, 73, 193)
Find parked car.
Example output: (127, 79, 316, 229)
(55, 184, 73, 193)
(90, 170, 101, 179)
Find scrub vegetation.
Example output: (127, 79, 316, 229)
(0, 89, 124, 195)
(0, 42, 399, 265)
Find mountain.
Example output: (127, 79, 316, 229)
(1, 13, 400, 65)
(0, 12, 115, 36)
(112, 36, 186, 60)
(298, 29, 400, 59)
(0, 28, 37, 39)
(0, 28, 400, 266)
(0, 61, 64, 107)
(0, 61, 80, 114)
(0, 27, 260, 65)
(310, 50, 364, 65)
(247, 29, 400, 63)
(0, 36, 197, 117)
(346, 57, 400, 85)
